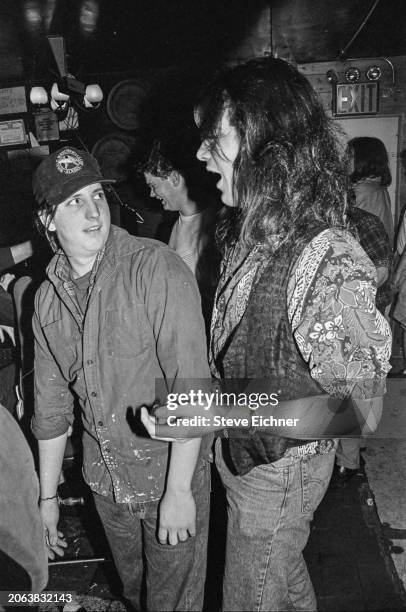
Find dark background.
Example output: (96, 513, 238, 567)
(0, 0, 404, 247)
(0, 0, 404, 80)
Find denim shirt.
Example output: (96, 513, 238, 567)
(32, 226, 211, 503)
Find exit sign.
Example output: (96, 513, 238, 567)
(335, 82, 378, 115)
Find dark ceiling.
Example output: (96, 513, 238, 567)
(0, 0, 405, 84)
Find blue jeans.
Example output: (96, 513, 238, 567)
(93, 459, 210, 611)
(216, 438, 336, 612)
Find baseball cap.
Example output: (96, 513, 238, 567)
(32, 146, 115, 208)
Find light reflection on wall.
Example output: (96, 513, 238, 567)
(80, 0, 99, 34)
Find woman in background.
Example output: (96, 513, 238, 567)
(348, 136, 394, 246)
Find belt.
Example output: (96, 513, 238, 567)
(285, 439, 336, 458)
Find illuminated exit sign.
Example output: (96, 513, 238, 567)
(335, 82, 378, 115)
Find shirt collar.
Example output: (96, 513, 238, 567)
(51, 244, 106, 286)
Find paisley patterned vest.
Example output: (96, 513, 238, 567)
(219, 234, 326, 475)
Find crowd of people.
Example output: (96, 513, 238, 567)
(0, 55, 405, 611)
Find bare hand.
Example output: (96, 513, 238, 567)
(158, 488, 196, 546)
(140, 406, 198, 442)
(39, 498, 67, 559)
(140, 403, 223, 441)
(0, 273, 15, 291)
(0, 325, 15, 345)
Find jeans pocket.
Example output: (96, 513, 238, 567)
(300, 454, 334, 514)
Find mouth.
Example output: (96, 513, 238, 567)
(84, 225, 102, 233)
(206, 166, 222, 185)
(151, 194, 167, 207)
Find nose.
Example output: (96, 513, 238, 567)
(196, 140, 210, 162)
(85, 197, 100, 219)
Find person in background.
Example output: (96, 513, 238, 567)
(332, 203, 393, 485)
(0, 239, 34, 340)
(396, 150, 406, 260)
(348, 206, 393, 318)
(0, 272, 17, 414)
(31, 146, 211, 611)
(392, 245, 406, 373)
(141, 137, 220, 332)
(0, 240, 33, 275)
(392, 149, 406, 375)
(142, 57, 391, 612)
(0, 403, 48, 594)
(348, 136, 394, 247)
(0, 241, 33, 414)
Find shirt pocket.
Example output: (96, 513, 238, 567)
(105, 306, 149, 360)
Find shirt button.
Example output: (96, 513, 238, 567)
(87, 359, 93, 365)
(97, 420, 103, 427)
(91, 391, 97, 397)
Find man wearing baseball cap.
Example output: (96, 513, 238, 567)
(31, 146, 211, 610)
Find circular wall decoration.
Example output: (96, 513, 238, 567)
(92, 132, 136, 183)
(107, 79, 149, 131)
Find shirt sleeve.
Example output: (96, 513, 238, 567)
(0, 247, 15, 274)
(287, 229, 392, 399)
(138, 244, 212, 398)
(31, 288, 74, 440)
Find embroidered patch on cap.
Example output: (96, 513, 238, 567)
(55, 148, 84, 175)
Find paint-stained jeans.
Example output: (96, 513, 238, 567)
(93, 459, 210, 612)
(216, 438, 336, 612)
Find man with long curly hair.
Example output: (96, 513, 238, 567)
(142, 57, 392, 611)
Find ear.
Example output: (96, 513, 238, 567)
(38, 210, 56, 233)
(168, 171, 180, 187)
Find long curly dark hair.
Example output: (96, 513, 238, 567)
(196, 57, 348, 253)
